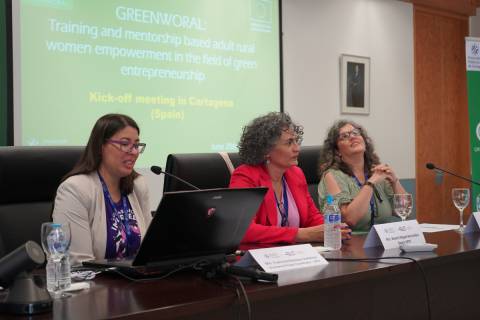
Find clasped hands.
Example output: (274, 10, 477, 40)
(369, 164, 399, 186)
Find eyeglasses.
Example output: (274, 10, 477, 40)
(279, 136, 303, 147)
(107, 139, 146, 154)
(338, 128, 361, 141)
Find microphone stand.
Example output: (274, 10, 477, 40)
(426, 164, 480, 186)
(200, 257, 277, 283)
(161, 170, 200, 190)
(150, 166, 200, 190)
(222, 264, 278, 282)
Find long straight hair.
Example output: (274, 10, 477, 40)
(63, 114, 140, 194)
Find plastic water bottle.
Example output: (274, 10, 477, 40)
(46, 254, 71, 293)
(324, 194, 342, 250)
(44, 224, 71, 294)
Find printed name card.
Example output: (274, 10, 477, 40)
(236, 244, 328, 273)
(364, 220, 426, 249)
(464, 212, 480, 233)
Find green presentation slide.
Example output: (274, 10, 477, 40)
(13, 0, 281, 167)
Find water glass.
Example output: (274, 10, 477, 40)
(452, 188, 470, 233)
(476, 194, 480, 212)
(41, 222, 71, 296)
(393, 194, 413, 221)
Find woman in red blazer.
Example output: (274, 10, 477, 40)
(230, 112, 351, 244)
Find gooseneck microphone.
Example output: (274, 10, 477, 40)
(425, 163, 480, 186)
(150, 166, 200, 190)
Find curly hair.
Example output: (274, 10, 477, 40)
(238, 112, 304, 165)
(318, 120, 380, 177)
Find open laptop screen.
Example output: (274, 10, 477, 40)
(132, 187, 267, 266)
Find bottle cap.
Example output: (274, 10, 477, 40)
(326, 194, 334, 205)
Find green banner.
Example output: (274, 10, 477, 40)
(466, 37, 480, 211)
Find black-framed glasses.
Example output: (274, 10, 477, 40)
(338, 128, 361, 141)
(107, 139, 146, 154)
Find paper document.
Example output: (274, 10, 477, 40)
(420, 223, 459, 233)
(236, 244, 328, 273)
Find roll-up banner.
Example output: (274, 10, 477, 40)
(466, 37, 480, 210)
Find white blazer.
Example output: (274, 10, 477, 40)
(52, 172, 152, 265)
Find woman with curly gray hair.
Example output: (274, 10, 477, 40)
(318, 120, 406, 231)
(230, 112, 351, 244)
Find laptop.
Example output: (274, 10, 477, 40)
(83, 187, 267, 276)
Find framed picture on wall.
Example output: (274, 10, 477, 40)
(340, 54, 370, 115)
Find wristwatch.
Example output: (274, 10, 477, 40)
(364, 181, 375, 188)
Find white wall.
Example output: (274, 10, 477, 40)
(282, 0, 415, 179)
(470, 8, 480, 37)
(146, 0, 416, 209)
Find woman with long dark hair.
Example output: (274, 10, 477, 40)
(53, 114, 151, 264)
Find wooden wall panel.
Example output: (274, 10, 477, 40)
(403, 0, 477, 16)
(415, 6, 471, 224)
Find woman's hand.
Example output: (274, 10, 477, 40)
(370, 164, 406, 194)
(295, 224, 325, 242)
(339, 223, 352, 240)
(370, 164, 398, 185)
(295, 223, 352, 243)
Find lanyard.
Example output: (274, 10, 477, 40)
(274, 176, 289, 227)
(97, 172, 131, 237)
(352, 174, 376, 227)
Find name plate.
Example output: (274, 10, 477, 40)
(364, 220, 426, 249)
(465, 212, 480, 233)
(236, 244, 328, 273)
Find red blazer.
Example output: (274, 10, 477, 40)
(229, 164, 324, 244)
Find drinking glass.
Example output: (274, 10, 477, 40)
(476, 194, 480, 212)
(41, 222, 71, 295)
(452, 188, 470, 233)
(393, 194, 413, 221)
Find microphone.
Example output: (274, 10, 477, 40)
(425, 163, 480, 186)
(150, 166, 200, 190)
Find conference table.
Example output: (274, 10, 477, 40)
(2, 230, 480, 320)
